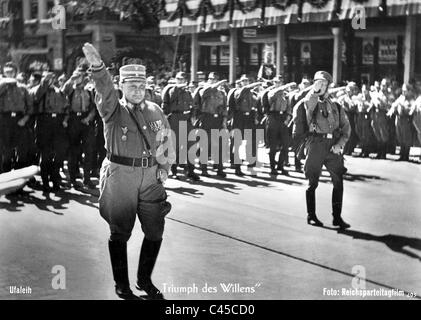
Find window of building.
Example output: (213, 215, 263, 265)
(0, 0, 7, 18)
(30, 0, 38, 19)
(47, 0, 55, 18)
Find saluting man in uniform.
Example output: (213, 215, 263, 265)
(0, 62, 33, 174)
(162, 71, 200, 181)
(62, 65, 97, 189)
(263, 76, 295, 176)
(195, 72, 229, 177)
(294, 71, 351, 229)
(31, 72, 69, 192)
(228, 74, 260, 176)
(82, 43, 175, 300)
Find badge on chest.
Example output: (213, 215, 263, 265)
(148, 120, 163, 133)
(121, 126, 128, 141)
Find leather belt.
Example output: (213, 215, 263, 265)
(107, 153, 157, 168)
(172, 110, 191, 115)
(71, 111, 88, 117)
(2, 111, 23, 118)
(42, 113, 62, 118)
(311, 132, 333, 139)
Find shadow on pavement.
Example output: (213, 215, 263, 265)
(0, 186, 99, 215)
(166, 186, 204, 198)
(343, 173, 387, 183)
(322, 226, 421, 262)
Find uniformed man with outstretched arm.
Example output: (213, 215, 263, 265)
(82, 43, 175, 300)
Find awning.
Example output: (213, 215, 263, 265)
(159, 0, 201, 35)
(301, 0, 337, 23)
(159, 0, 421, 35)
(339, 0, 382, 20)
(387, 0, 421, 16)
(264, 2, 299, 25)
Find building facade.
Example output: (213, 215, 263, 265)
(159, 0, 421, 85)
(0, 0, 170, 75)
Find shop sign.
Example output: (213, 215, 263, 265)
(210, 46, 218, 65)
(300, 42, 311, 65)
(378, 37, 397, 65)
(243, 29, 257, 38)
(250, 44, 259, 66)
(220, 46, 230, 65)
(362, 38, 374, 65)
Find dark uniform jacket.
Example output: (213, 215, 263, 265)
(91, 66, 175, 173)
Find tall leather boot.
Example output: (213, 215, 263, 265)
(306, 188, 323, 226)
(136, 238, 164, 300)
(185, 163, 200, 181)
(200, 164, 210, 177)
(332, 187, 350, 229)
(269, 152, 277, 175)
(171, 164, 178, 177)
(40, 158, 51, 192)
(234, 164, 245, 176)
(108, 240, 138, 300)
(276, 153, 288, 175)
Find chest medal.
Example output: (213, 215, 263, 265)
(121, 126, 128, 141)
(149, 120, 163, 133)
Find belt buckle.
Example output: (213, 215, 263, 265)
(141, 157, 149, 168)
(244, 112, 250, 116)
(11, 112, 16, 117)
(77, 112, 82, 116)
(213, 114, 218, 118)
(327, 133, 333, 139)
(52, 113, 57, 118)
(183, 110, 190, 115)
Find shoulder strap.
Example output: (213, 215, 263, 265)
(124, 104, 152, 154)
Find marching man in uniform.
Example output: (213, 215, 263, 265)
(82, 43, 175, 300)
(228, 74, 260, 176)
(162, 71, 200, 181)
(293, 71, 351, 229)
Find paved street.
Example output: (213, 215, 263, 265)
(0, 151, 420, 300)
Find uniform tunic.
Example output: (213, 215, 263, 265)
(265, 87, 291, 153)
(162, 85, 195, 166)
(92, 66, 175, 242)
(196, 85, 228, 166)
(370, 90, 391, 144)
(354, 94, 376, 152)
(0, 79, 33, 172)
(31, 80, 69, 186)
(303, 92, 350, 192)
(391, 95, 414, 148)
(62, 80, 97, 182)
(412, 97, 421, 147)
(228, 87, 258, 164)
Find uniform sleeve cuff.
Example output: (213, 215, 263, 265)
(90, 62, 105, 72)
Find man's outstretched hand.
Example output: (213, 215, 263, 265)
(82, 43, 102, 67)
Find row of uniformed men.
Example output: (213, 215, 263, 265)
(154, 71, 312, 180)
(335, 80, 421, 162)
(0, 62, 105, 192)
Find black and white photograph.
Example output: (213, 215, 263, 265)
(0, 0, 420, 306)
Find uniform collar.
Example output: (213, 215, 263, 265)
(120, 96, 145, 111)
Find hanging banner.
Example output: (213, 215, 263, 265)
(341, 40, 347, 63)
(250, 44, 259, 66)
(378, 37, 397, 65)
(300, 42, 311, 65)
(220, 46, 230, 65)
(210, 46, 218, 65)
(263, 43, 275, 63)
(362, 38, 374, 65)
